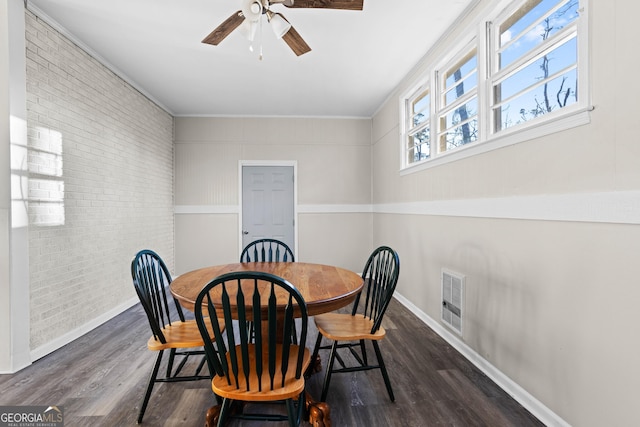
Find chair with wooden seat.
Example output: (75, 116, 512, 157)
(240, 238, 295, 263)
(194, 271, 310, 427)
(310, 246, 400, 402)
(131, 249, 223, 424)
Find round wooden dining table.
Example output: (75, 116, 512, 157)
(170, 261, 364, 316)
(170, 261, 363, 427)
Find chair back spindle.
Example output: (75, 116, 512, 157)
(240, 238, 295, 263)
(195, 272, 308, 394)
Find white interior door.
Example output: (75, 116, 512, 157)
(241, 165, 295, 254)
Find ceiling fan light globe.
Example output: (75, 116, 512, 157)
(270, 13, 291, 39)
(238, 19, 258, 42)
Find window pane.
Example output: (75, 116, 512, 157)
(445, 53, 477, 90)
(439, 97, 478, 152)
(494, 68, 577, 131)
(445, 70, 477, 106)
(408, 132, 430, 162)
(412, 90, 430, 116)
(440, 118, 479, 152)
(443, 51, 477, 108)
(497, 36, 576, 102)
(500, 0, 579, 70)
(442, 98, 478, 132)
(411, 91, 430, 127)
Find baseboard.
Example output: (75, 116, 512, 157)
(393, 293, 571, 427)
(29, 297, 139, 363)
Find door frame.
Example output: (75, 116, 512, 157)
(238, 160, 298, 258)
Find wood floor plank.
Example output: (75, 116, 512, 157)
(0, 299, 544, 426)
(438, 368, 514, 426)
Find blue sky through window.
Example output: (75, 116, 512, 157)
(494, 0, 579, 131)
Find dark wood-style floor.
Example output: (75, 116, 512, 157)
(0, 299, 544, 426)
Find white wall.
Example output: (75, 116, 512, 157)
(23, 10, 175, 358)
(372, 0, 640, 426)
(173, 116, 372, 275)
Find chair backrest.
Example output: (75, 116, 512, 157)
(352, 246, 400, 334)
(131, 249, 185, 344)
(194, 271, 308, 391)
(240, 238, 295, 263)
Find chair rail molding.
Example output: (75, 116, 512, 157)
(176, 191, 640, 225)
(374, 190, 640, 225)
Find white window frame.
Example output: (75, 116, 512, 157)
(435, 42, 479, 156)
(399, 0, 590, 175)
(400, 78, 431, 165)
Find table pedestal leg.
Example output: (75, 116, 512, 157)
(308, 352, 323, 375)
(305, 391, 331, 427)
(204, 401, 245, 426)
(204, 396, 330, 426)
(204, 405, 219, 427)
(204, 393, 331, 426)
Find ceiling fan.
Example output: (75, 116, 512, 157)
(202, 0, 364, 56)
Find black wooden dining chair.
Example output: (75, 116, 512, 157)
(240, 238, 296, 343)
(310, 246, 400, 402)
(194, 271, 310, 426)
(131, 249, 222, 424)
(240, 238, 295, 262)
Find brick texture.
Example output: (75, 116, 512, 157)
(25, 11, 174, 351)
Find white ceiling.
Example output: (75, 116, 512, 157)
(27, 0, 473, 117)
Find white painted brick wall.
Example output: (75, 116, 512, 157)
(25, 11, 174, 351)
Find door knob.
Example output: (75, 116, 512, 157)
(242, 231, 249, 235)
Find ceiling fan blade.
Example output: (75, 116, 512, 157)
(269, 0, 295, 6)
(282, 26, 311, 56)
(284, 0, 364, 10)
(202, 11, 245, 45)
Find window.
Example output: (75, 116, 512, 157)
(437, 47, 478, 154)
(491, 0, 580, 133)
(403, 84, 431, 164)
(400, 0, 587, 171)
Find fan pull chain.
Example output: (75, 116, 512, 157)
(259, 15, 264, 61)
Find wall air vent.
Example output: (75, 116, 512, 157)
(441, 269, 465, 335)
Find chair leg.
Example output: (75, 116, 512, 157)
(195, 354, 207, 376)
(359, 339, 367, 366)
(310, 332, 323, 367)
(285, 396, 299, 427)
(305, 332, 323, 378)
(320, 341, 338, 402)
(217, 398, 234, 427)
(166, 348, 176, 377)
(296, 392, 305, 425)
(138, 350, 164, 423)
(372, 341, 394, 402)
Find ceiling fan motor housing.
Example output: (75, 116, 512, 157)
(242, 0, 263, 21)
